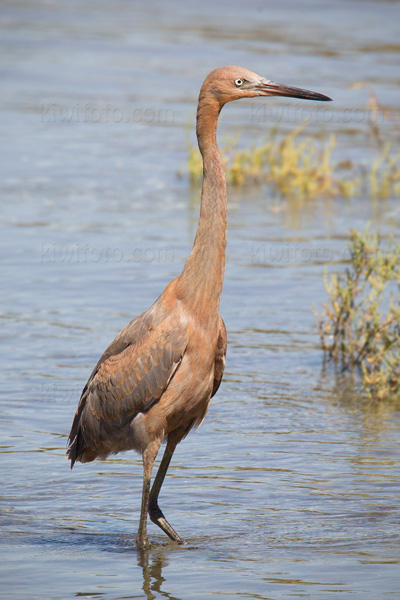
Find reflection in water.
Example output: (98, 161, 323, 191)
(138, 547, 181, 600)
(317, 367, 400, 436)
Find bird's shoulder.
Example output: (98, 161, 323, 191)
(88, 278, 185, 377)
(80, 284, 189, 420)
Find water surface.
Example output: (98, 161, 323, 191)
(1, 1, 400, 599)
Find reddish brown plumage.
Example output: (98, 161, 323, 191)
(67, 66, 331, 548)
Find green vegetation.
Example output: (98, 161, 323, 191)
(368, 143, 400, 200)
(187, 126, 400, 201)
(316, 229, 400, 401)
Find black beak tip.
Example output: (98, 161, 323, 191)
(306, 91, 332, 102)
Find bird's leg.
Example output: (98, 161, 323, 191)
(148, 438, 185, 544)
(136, 438, 162, 549)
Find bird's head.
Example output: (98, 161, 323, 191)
(200, 66, 331, 106)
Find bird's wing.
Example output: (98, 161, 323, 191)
(67, 309, 187, 465)
(211, 315, 227, 397)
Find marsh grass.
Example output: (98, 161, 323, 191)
(187, 126, 400, 201)
(315, 229, 400, 401)
(368, 143, 400, 200)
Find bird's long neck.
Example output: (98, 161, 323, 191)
(177, 95, 227, 321)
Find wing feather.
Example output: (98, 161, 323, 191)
(67, 310, 187, 467)
(212, 316, 227, 398)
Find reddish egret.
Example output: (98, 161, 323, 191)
(67, 66, 331, 548)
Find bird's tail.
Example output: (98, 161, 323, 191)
(66, 388, 88, 469)
(66, 435, 78, 469)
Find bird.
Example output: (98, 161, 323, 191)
(67, 66, 331, 549)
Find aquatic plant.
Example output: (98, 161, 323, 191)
(188, 126, 350, 200)
(315, 228, 400, 401)
(368, 143, 400, 200)
(187, 127, 400, 201)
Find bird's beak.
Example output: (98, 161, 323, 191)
(255, 79, 332, 102)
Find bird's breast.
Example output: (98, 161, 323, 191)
(150, 332, 217, 435)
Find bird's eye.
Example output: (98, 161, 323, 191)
(234, 78, 244, 87)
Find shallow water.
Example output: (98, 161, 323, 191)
(1, 1, 400, 599)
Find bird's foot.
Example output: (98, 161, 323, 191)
(148, 502, 186, 544)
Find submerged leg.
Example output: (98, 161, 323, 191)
(148, 438, 185, 544)
(136, 439, 162, 549)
